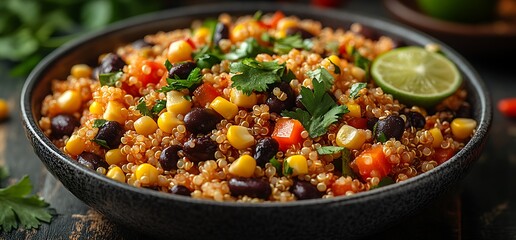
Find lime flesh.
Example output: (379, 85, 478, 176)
(371, 46, 462, 107)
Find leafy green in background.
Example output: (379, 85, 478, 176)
(0, 0, 167, 76)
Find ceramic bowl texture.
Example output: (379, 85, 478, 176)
(21, 3, 492, 240)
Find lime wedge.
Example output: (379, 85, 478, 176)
(371, 46, 462, 107)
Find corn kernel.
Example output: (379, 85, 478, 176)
(451, 118, 477, 139)
(336, 125, 366, 149)
(89, 101, 104, 115)
(106, 166, 125, 183)
(71, 64, 92, 79)
(228, 155, 256, 177)
(57, 90, 82, 114)
(157, 111, 183, 133)
(135, 163, 159, 186)
(134, 116, 158, 136)
(210, 96, 238, 120)
(429, 128, 443, 148)
(230, 23, 248, 42)
(103, 101, 126, 124)
(346, 104, 361, 118)
(351, 66, 366, 81)
(285, 155, 308, 176)
(277, 17, 297, 32)
(166, 91, 192, 115)
(105, 148, 125, 165)
(65, 135, 86, 156)
(229, 88, 257, 109)
(227, 125, 255, 150)
(0, 99, 9, 120)
(167, 40, 193, 63)
(194, 27, 210, 43)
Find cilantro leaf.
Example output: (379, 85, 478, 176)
(151, 100, 167, 115)
(225, 38, 273, 61)
(282, 68, 348, 138)
(136, 99, 153, 117)
(158, 67, 202, 92)
(193, 46, 223, 69)
(201, 18, 218, 44)
(372, 176, 395, 189)
(164, 59, 173, 71)
(98, 71, 123, 87)
(283, 160, 293, 176)
(253, 10, 264, 21)
(270, 157, 281, 172)
(349, 46, 371, 79)
(349, 82, 367, 99)
(316, 146, 346, 155)
(0, 176, 53, 232)
(91, 139, 110, 149)
(273, 34, 312, 54)
(230, 58, 286, 95)
(341, 148, 356, 178)
(92, 119, 107, 128)
(328, 58, 341, 74)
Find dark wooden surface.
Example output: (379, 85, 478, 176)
(1, 1, 516, 239)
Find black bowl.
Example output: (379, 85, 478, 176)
(21, 3, 492, 240)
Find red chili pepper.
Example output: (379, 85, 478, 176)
(498, 98, 516, 118)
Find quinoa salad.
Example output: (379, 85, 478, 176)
(39, 11, 477, 202)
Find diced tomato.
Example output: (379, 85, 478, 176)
(498, 98, 516, 118)
(347, 117, 368, 129)
(434, 147, 456, 164)
(331, 179, 353, 196)
(137, 61, 166, 86)
(269, 11, 285, 29)
(354, 145, 391, 180)
(271, 118, 304, 151)
(185, 38, 196, 49)
(122, 82, 141, 97)
(193, 83, 221, 107)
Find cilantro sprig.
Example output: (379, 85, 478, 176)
(225, 38, 273, 61)
(136, 98, 167, 118)
(349, 82, 367, 99)
(230, 58, 287, 95)
(262, 33, 313, 55)
(0, 176, 53, 232)
(282, 68, 349, 138)
(98, 71, 123, 87)
(158, 65, 202, 92)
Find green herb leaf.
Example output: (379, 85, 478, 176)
(273, 34, 312, 54)
(92, 119, 107, 128)
(316, 146, 346, 155)
(99, 71, 123, 87)
(372, 176, 395, 189)
(225, 38, 273, 61)
(377, 132, 387, 143)
(91, 139, 110, 149)
(164, 59, 173, 71)
(283, 160, 293, 176)
(270, 157, 281, 172)
(230, 58, 286, 95)
(158, 67, 202, 92)
(136, 99, 153, 117)
(193, 46, 223, 69)
(349, 82, 367, 99)
(0, 166, 8, 180)
(350, 46, 371, 78)
(341, 148, 356, 178)
(328, 59, 341, 74)
(201, 18, 218, 45)
(253, 10, 264, 20)
(282, 68, 348, 138)
(0, 176, 53, 232)
(151, 100, 167, 115)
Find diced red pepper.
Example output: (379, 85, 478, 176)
(347, 117, 368, 129)
(136, 61, 166, 87)
(122, 82, 141, 97)
(354, 145, 391, 180)
(185, 38, 196, 50)
(271, 118, 304, 151)
(193, 83, 221, 107)
(434, 147, 456, 164)
(269, 11, 285, 29)
(331, 179, 353, 196)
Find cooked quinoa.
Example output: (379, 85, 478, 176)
(39, 12, 475, 202)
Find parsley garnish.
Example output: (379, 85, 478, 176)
(270, 157, 281, 172)
(282, 68, 349, 138)
(230, 58, 287, 95)
(136, 99, 152, 117)
(91, 139, 110, 149)
(373, 123, 388, 143)
(0, 176, 53, 232)
(98, 71, 123, 87)
(225, 38, 273, 61)
(349, 82, 367, 99)
(152, 100, 167, 115)
(136, 99, 167, 118)
(158, 67, 202, 92)
(316, 146, 346, 155)
(273, 34, 313, 54)
(283, 160, 294, 176)
(92, 119, 107, 128)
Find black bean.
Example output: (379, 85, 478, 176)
(183, 136, 218, 163)
(131, 39, 153, 49)
(404, 111, 426, 129)
(291, 181, 322, 200)
(357, 26, 379, 41)
(253, 137, 279, 167)
(168, 61, 197, 79)
(367, 117, 378, 131)
(95, 121, 124, 149)
(99, 53, 126, 74)
(285, 27, 314, 39)
(171, 185, 191, 196)
(184, 108, 222, 134)
(266, 82, 295, 114)
(213, 22, 229, 45)
(51, 114, 79, 139)
(228, 177, 271, 199)
(374, 115, 405, 141)
(77, 152, 108, 170)
(455, 103, 472, 118)
(159, 145, 181, 171)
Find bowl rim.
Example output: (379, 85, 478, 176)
(21, 2, 492, 208)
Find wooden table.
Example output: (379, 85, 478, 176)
(1, 2, 516, 239)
